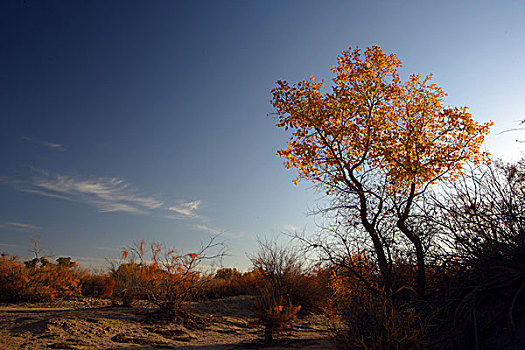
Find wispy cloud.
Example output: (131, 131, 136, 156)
(190, 223, 245, 239)
(191, 223, 223, 235)
(0, 171, 203, 220)
(0, 221, 40, 231)
(168, 200, 201, 218)
(1, 173, 163, 214)
(22, 137, 66, 151)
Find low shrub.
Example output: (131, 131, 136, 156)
(249, 239, 310, 343)
(80, 272, 113, 298)
(0, 254, 83, 302)
(204, 268, 260, 299)
(252, 276, 301, 344)
(108, 239, 222, 319)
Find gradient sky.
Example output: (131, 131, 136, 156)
(1, 0, 524, 270)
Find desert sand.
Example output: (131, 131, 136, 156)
(0, 296, 331, 349)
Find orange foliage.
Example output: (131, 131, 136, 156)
(99, 278, 116, 298)
(272, 46, 492, 192)
(205, 268, 259, 298)
(110, 241, 207, 315)
(0, 254, 84, 302)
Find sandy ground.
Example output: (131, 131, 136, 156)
(0, 296, 332, 349)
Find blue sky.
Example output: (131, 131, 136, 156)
(1, 1, 524, 270)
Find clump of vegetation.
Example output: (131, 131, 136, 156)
(204, 267, 260, 298)
(0, 254, 84, 302)
(249, 238, 323, 344)
(328, 254, 432, 349)
(421, 160, 525, 349)
(107, 238, 223, 322)
(79, 271, 113, 298)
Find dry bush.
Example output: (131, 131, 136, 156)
(204, 267, 304, 301)
(289, 267, 331, 315)
(204, 268, 255, 299)
(427, 254, 525, 350)
(328, 253, 432, 350)
(80, 272, 113, 298)
(0, 254, 84, 302)
(109, 239, 223, 320)
(109, 262, 148, 306)
(252, 278, 301, 344)
(203, 265, 329, 315)
(249, 239, 309, 344)
(215, 267, 242, 280)
(0, 254, 26, 302)
(420, 160, 525, 349)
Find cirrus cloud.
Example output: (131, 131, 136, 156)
(168, 200, 201, 218)
(0, 221, 40, 231)
(0, 171, 198, 218)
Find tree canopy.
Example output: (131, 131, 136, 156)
(272, 46, 491, 193)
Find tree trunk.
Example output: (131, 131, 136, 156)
(264, 325, 273, 344)
(369, 229, 392, 293)
(355, 187, 392, 294)
(397, 220, 425, 299)
(396, 183, 425, 299)
(413, 238, 425, 299)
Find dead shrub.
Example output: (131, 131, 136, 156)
(109, 238, 223, 319)
(289, 267, 330, 315)
(204, 268, 246, 298)
(252, 277, 302, 344)
(249, 238, 307, 344)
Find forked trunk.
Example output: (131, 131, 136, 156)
(397, 220, 426, 299)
